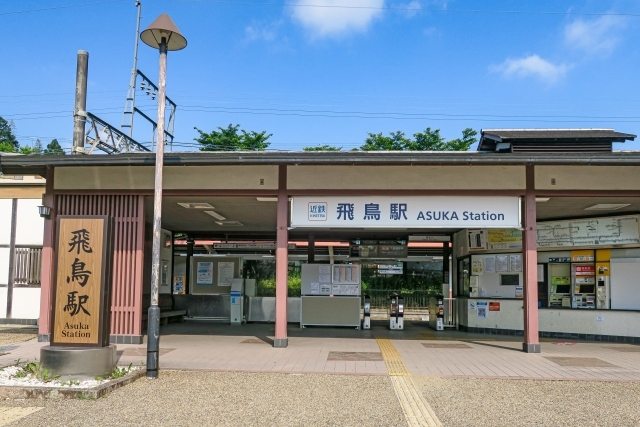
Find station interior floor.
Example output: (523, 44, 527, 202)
(158, 319, 526, 343)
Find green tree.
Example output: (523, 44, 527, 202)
(443, 128, 478, 151)
(0, 117, 19, 153)
(44, 139, 65, 155)
(32, 139, 43, 155)
(359, 131, 410, 151)
(358, 127, 478, 151)
(195, 124, 272, 151)
(303, 144, 342, 151)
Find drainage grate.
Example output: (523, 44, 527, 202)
(327, 351, 383, 361)
(544, 357, 618, 368)
(422, 343, 471, 349)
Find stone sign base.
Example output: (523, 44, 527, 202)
(40, 345, 116, 381)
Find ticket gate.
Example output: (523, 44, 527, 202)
(389, 295, 404, 330)
(363, 295, 371, 330)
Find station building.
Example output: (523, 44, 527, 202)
(2, 128, 640, 352)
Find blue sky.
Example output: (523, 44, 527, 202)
(2, 0, 640, 152)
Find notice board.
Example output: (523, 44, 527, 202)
(189, 257, 240, 294)
(51, 216, 114, 347)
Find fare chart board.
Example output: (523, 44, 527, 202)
(537, 215, 640, 248)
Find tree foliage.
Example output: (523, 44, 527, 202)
(195, 124, 272, 151)
(44, 139, 65, 155)
(0, 117, 19, 153)
(358, 128, 477, 151)
(303, 144, 343, 151)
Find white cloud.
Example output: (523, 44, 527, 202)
(564, 15, 627, 56)
(245, 20, 283, 42)
(491, 55, 571, 83)
(290, 0, 385, 39)
(398, 1, 421, 18)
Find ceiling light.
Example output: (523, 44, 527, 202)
(204, 211, 226, 221)
(215, 221, 243, 226)
(584, 203, 631, 211)
(256, 197, 278, 202)
(535, 197, 550, 202)
(177, 202, 214, 209)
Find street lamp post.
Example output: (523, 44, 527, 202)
(140, 13, 187, 379)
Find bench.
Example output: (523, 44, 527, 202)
(142, 294, 186, 327)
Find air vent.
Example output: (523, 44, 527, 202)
(204, 211, 226, 221)
(177, 202, 213, 209)
(584, 204, 631, 211)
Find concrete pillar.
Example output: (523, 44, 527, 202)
(523, 165, 540, 353)
(274, 165, 288, 348)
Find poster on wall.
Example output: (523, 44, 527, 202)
(476, 302, 488, 318)
(509, 255, 522, 272)
(484, 256, 496, 273)
(472, 259, 484, 275)
(196, 262, 214, 285)
(217, 262, 235, 287)
(496, 255, 509, 272)
(515, 286, 524, 298)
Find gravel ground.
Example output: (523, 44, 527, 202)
(3, 370, 404, 427)
(416, 376, 640, 427)
(0, 328, 36, 346)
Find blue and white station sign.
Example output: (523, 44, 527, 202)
(290, 196, 521, 228)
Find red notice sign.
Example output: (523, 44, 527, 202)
(489, 302, 501, 311)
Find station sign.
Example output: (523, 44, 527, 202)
(290, 196, 521, 229)
(51, 216, 114, 347)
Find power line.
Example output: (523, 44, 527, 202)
(0, 0, 126, 17)
(172, 0, 640, 18)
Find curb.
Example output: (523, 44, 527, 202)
(0, 369, 146, 399)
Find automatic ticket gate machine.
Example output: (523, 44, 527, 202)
(230, 279, 244, 325)
(389, 294, 404, 330)
(363, 295, 371, 329)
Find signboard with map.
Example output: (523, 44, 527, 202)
(537, 215, 640, 248)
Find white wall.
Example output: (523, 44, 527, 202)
(470, 254, 522, 298)
(0, 287, 41, 319)
(0, 248, 9, 286)
(0, 199, 44, 246)
(458, 297, 640, 337)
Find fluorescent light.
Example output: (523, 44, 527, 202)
(215, 221, 243, 226)
(177, 202, 214, 209)
(204, 211, 226, 221)
(535, 197, 550, 202)
(584, 203, 631, 211)
(256, 197, 278, 202)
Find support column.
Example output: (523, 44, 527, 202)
(274, 165, 289, 348)
(185, 237, 194, 295)
(523, 165, 540, 353)
(308, 234, 315, 264)
(38, 168, 55, 341)
(6, 199, 17, 319)
(442, 241, 451, 298)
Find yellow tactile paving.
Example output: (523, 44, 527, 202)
(376, 338, 443, 427)
(376, 338, 411, 376)
(0, 407, 43, 426)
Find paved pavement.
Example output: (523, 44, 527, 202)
(1, 321, 640, 426)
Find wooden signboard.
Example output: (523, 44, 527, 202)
(51, 216, 114, 347)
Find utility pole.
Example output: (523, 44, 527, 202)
(6, 199, 17, 318)
(121, 0, 142, 138)
(72, 50, 88, 155)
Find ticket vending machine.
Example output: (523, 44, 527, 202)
(389, 295, 404, 330)
(363, 295, 371, 330)
(596, 261, 610, 309)
(230, 279, 244, 325)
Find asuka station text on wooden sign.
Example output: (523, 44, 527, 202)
(52, 216, 114, 347)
